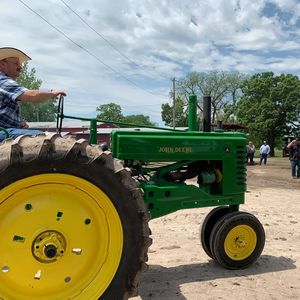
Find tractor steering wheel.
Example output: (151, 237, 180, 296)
(56, 94, 64, 134)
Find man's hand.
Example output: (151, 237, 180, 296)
(51, 90, 67, 99)
(292, 139, 298, 145)
(287, 139, 298, 149)
(20, 120, 29, 128)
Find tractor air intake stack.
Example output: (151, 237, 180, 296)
(203, 95, 211, 132)
(188, 94, 198, 131)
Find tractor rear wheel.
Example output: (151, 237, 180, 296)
(0, 134, 151, 300)
(209, 211, 265, 269)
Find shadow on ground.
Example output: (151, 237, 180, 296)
(138, 255, 296, 300)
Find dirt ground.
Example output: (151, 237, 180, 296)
(132, 157, 300, 300)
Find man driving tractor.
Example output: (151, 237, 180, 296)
(0, 47, 66, 141)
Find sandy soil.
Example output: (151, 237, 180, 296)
(132, 157, 300, 300)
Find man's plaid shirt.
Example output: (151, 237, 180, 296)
(0, 71, 27, 128)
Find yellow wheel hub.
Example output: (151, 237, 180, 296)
(32, 230, 66, 263)
(0, 174, 123, 300)
(224, 225, 257, 260)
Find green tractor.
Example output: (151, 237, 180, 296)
(0, 95, 265, 299)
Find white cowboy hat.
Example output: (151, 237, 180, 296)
(0, 47, 31, 63)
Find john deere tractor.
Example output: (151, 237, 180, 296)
(0, 95, 265, 299)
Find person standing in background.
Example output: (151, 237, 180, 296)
(287, 138, 300, 179)
(259, 141, 270, 165)
(247, 141, 256, 165)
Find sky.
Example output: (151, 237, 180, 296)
(1, 0, 300, 125)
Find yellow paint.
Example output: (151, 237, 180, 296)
(224, 225, 257, 261)
(0, 174, 123, 299)
(158, 146, 193, 153)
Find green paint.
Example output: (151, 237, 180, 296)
(111, 129, 246, 218)
(188, 94, 197, 131)
(60, 94, 247, 220)
(89, 119, 98, 144)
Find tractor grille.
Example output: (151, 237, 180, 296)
(236, 145, 246, 186)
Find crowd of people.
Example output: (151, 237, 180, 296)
(247, 140, 271, 166)
(247, 139, 300, 179)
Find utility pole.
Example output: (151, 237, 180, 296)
(172, 77, 176, 129)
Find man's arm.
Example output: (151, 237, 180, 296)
(17, 90, 66, 103)
(287, 140, 297, 149)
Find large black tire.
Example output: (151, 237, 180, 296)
(200, 206, 231, 258)
(209, 211, 265, 269)
(0, 134, 151, 300)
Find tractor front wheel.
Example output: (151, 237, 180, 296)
(209, 211, 265, 269)
(200, 206, 231, 258)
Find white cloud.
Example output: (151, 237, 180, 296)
(0, 0, 299, 125)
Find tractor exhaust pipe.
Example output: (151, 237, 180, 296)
(203, 95, 211, 132)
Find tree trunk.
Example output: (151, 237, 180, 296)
(269, 136, 276, 157)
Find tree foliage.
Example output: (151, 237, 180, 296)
(161, 97, 187, 127)
(235, 72, 300, 155)
(96, 103, 124, 122)
(96, 102, 156, 126)
(123, 114, 156, 126)
(17, 62, 57, 122)
(224, 72, 249, 122)
(162, 71, 247, 127)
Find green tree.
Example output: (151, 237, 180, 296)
(224, 72, 249, 122)
(235, 72, 300, 156)
(96, 102, 156, 126)
(123, 114, 156, 126)
(17, 62, 57, 122)
(174, 71, 246, 124)
(96, 103, 124, 122)
(161, 97, 188, 127)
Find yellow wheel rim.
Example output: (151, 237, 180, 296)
(0, 174, 123, 300)
(224, 225, 257, 261)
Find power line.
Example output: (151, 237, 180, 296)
(16, 0, 168, 100)
(60, 0, 137, 67)
(59, 0, 171, 82)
